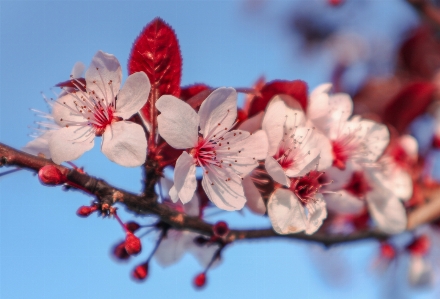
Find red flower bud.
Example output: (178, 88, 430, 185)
(112, 241, 130, 260)
(407, 235, 430, 256)
(380, 243, 396, 260)
(213, 221, 229, 238)
(38, 165, 67, 185)
(132, 262, 149, 281)
(193, 273, 206, 289)
(125, 221, 141, 233)
(76, 205, 97, 218)
(125, 233, 142, 255)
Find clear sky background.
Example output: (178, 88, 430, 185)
(0, 1, 438, 298)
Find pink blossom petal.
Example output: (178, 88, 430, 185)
(202, 167, 246, 211)
(22, 130, 54, 158)
(52, 93, 86, 126)
(307, 83, 332, 132)
(188, 232, 221, 268)
(265, 156, 290, 187)
(101, 121, 147, 167)
(173, 152, 197, 204)
(238, 111, 264, 133)
(183, 193, 200, 217)
(409, 256, 433, 287)
(155, 230, 188, 267)
(268, 189, 307, 234)
(325, 190, 364, 215)
(262, 97, 286, 156)
(70, 61, 85, 78)
(305, 194, 327, 235)
(243, 175, 266, 215)
(49, 126, 95, 164)
(169, 185, 179, 203)
(115, 72, 150, 119)
(85, 51, 122, 104)
(358, 120, 390, 163)
(156, 95, 199, 149)
(199, 87, 237, 138)
(367, 187, 407, 234)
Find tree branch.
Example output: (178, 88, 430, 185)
(0, 142, 403, 247)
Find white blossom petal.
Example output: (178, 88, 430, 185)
(202, 167, 246, 211)
(243, 175, 266, 215)
(367, 187, 407, 234)
(238, 111, 264, 133)
(49, 126, 95, 164)
(409, 256, 433, 287)
(358, 120, 390, 163)
(173, 152, 197, 204)
(325, 190, 364, 215)
(265, 156, 290, 187)
(52, 93, 86, 127)
(199, 87, 237, 138)
(156, 95, 199, 149)
(262, 97, 286, 156)
(305, 194, 327, 235)
(85, 51, 122, 104)
(101, 121, 147, 167)
(155, 230, 188, 267)
(183, 193, 200, 217)
(268, 189, 307, 234)
(22, 131, 54, 158)
(169, 185, 179, 203)
(115, 72, 150, 119)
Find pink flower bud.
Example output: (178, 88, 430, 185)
(380, 243, 396, 260)
(132, 262, 149, 281)
(76, 205, 97, 218)
(213, 221, 229, 238)
(193, 273, 206, 289)
(125, 221, 141, 233)
(38, 165, 67, 185)
(125, 233, 142, 255)
(112, 241, 130, 260)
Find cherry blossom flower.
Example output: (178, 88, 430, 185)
(49, 51, 150, 167)
(307, 84, 389, 170)
(325, 163, 407, 234)
(156, 87, 268, 211)
(267, 170, 328, 235)
(23, 62, 86, 159)
(262, 96, 332, 187)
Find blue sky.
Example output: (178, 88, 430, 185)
(0, 1, 438, 298)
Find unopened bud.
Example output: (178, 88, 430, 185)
(112, 241, 130, 260)
(38, 165, 67, 185)
(125, 221, 141, 233)
(407, 235, 430, 256)
(213, 221, 229, 238)
(125, 232, 142, 255)
(132, 262, 149, 281)
(76, 205, 97, 218)
(380, 243, 396, 260)
(193, 273, 206, 289)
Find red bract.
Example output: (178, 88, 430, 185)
(248, 80, 308, 117)
(38, 165, 67, 186)
(55, 77, 86, 92)
(180, 84, 211, 101)
(125, 233, 142, 256)
(407, 235, 430, 256)
(112, 241, 130, 260)
(383, 81, 436, 133)
(128, 18, 182, 124)
(132, 262, 149, 281)
(193, 273, 206, 289)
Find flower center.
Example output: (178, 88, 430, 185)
(331, 135, 359, 170)
(290, 170, 325, 205)
(344, 171, 371, 198)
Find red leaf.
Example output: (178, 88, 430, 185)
(128, 18, 182, 124)
(383, 81, 436, 133)
(248, 80, 308, 117)
(180, 84, 211, 101)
